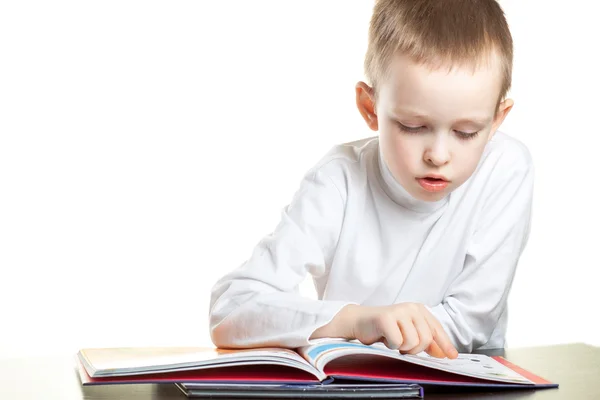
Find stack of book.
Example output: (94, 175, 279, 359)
(76, 339, 557, 398)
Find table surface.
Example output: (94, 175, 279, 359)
(1, 343, 598, 399)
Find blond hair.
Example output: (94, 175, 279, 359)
(365, 0, 513, 101)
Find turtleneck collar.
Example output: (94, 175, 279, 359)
(376, 141, 449, 214)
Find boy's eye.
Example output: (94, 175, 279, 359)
(454, 130, 480, 140)
(396, 121, 480, 140)
(397, 122, 425, 134)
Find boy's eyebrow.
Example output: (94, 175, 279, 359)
(391, 107, 428, 119)
(453, 117, 493, 126)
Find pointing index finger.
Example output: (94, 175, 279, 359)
(425, 314, 458, 359)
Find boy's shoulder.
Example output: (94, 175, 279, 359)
(304, 136, 378, 197)
(311, 136, 379, 175)
(460, 131, 534, 206)
(481, 131, 533, 173)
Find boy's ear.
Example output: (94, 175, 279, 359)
(490, 98, 514, 139)
(356, 82, 378, 131)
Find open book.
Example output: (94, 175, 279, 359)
(77, 339, 557, 389)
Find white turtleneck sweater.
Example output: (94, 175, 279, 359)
(209, 132, 534, 352)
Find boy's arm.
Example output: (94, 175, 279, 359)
(427, 150, 534, 352)
(209, 164, 352, 349)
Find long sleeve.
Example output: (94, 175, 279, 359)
(209, 163, 352, 349)
(428, 149, 534, 352)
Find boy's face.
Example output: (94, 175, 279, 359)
(356, 53, 512, 202)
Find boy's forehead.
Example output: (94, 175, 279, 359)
(379, 53, 503, 117)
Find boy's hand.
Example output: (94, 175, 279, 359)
(312, 303, 458, 359)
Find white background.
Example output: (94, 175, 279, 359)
(1, 1, 598, 359)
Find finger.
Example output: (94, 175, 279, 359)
(374, 315, 404, 350)
(397, 318, 420, 352)
(405, 315, 433, 355)
(433, 328, 458, 359)
(425, 341, 447, 358)
(424, 313, 458, 359)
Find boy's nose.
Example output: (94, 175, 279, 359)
(424, 138, 451, 166)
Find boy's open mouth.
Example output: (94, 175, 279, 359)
(420, 175, 449, 182)
(416, 176, 450, 192)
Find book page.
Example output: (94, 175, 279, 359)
(79, 346, 318, 377)
(297, 340, 532, 385)
(400, 353, 533, 384)
(298, 340, 391, 370)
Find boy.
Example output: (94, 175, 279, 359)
(209, 0, 532, 359)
